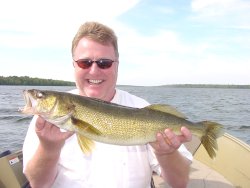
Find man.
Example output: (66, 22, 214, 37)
(23, 21, 192, 188)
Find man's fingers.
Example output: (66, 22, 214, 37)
(62, 131, 74, 140)
(164, 129, 181, 148)
(179, 126, 192, 143)
(35, 116, 46, 131)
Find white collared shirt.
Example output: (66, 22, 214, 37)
(23, 89, 192, 188)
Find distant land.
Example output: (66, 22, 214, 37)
(0, 76, 249, 88)
(0, 76, 75, 86)
(118, 84, 250, 89)
(160, 84, 250, 89)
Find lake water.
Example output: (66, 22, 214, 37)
(0, 85, 249, 153)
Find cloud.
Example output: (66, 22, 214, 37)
(0, 0, 140, 48)
(191, 0, 248, 14)
(118, 51, 250, 85)
(0, 0, 140, 81)
(116, 21, 250, 85)
(190, 0, 250, 29)
(1, 0, 249, 85)
(116, 25, 203, 85)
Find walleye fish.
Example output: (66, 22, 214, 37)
(20, 89, 224, 158)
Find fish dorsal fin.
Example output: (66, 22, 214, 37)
(145, 104, 187, 119)
(71, 117, 102, 135)
(77, 134, 95, 155)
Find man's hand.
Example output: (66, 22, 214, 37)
(24, 116, 74, 188)
(149, 126, 192, 188)
(35, 116, 74, 152)
(150, 126, 192, 155)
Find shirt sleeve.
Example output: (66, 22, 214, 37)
(147, 143, 193, 176)
(147, 144, 161, 175)
(22, 115, 40, 172)
(178, 144, 193, 161)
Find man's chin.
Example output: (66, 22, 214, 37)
(79, 86, 115, 101)
(85, 90, 104, 100)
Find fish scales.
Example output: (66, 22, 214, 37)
(20, 89, 224, 158)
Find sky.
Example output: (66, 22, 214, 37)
(0, 0, 249, 86)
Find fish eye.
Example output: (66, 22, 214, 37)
(36, 91, 44, 98)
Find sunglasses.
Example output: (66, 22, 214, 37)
(74, 58, 115, 69)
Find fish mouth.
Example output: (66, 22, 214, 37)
(19, 90, 37, 114)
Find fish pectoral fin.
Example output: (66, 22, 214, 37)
(46, 111, 73, 125)
(145, 104, 187, 119)
(77, 134, 95, 155)
(44, 104, 75, 125)
(71, 117, 102, 135)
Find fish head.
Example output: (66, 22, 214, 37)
(20, 89, 58, 117)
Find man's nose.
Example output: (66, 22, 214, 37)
(88, 62, 101, 74)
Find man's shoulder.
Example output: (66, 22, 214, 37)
(67, 88, 150, 108)
(113, 89, 150, 108)
(68, 89, 78, 94)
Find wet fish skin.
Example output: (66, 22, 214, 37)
(20, 89, 224, 158)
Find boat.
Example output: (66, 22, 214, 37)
(0, 133, 249, 188)
(0, 150, 29, 188)
(153, 133, 250, 188)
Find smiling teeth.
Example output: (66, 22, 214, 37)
(89, 80, 103, 84)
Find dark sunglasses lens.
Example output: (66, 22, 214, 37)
(97, 59, 113, 69)
(77, 60, 92, 69)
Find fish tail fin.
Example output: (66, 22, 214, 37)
(77, 134, 95, 155)
(198, 121, 224, 159)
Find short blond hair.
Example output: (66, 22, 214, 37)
(72, 21, 119, 57)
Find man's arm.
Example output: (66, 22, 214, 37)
(150, 126, 192, 188)
(24, 117, 73, 188)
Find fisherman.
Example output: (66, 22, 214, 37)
(22, 21, 193, 188)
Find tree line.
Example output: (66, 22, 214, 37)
(165, 84, 250, 89)
(0, 76, 75, 86)
(1, 76, 249, 88)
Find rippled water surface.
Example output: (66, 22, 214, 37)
(0, 85, 249, 153)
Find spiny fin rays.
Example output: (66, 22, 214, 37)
(145, 104, 187, 119)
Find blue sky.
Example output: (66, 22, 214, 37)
(0, 0, 249, 86)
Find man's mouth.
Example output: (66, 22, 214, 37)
(88, 79, 104, 85)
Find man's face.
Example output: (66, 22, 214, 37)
(73, 38, 118, 101)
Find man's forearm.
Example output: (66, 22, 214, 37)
(24, 144, 60, 188)
(156, 150, 191, 188)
